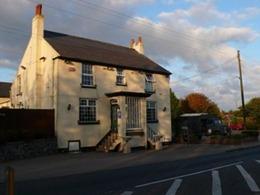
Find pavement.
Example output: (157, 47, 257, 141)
(1, 141, 260, 183)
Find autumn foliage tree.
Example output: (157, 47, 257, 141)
(180, 93, 221, 117)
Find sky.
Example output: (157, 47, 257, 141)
(0, 0, 259, 111)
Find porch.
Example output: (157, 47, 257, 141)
(95, 91, 162, 152)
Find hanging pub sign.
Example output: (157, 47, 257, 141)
(110, 99, 118, 104)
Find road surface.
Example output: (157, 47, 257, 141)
(1, 146, 260, 195)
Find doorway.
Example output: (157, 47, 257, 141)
(111, 104, 119, 132)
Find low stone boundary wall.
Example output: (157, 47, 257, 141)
(0, 138, 57, 161)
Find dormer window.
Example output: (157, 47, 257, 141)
(81, 64, 95, 87)
(145, 73, 155, 93)
(116, 68, 126, 86)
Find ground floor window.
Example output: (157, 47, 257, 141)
(126, 97, 141, 129)
(147, 101, 157, 122)
(79, 98, 96, 123)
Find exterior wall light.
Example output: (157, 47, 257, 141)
(40, 56, 46, 62)
(67, 104, 72, 111)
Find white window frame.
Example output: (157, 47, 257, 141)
(17, 74, 22, 95)
(145, 73, 154, 93)
(79, 98, 97, 123)
(147, 101, 157, 122)
(81, 64, 94, 87)
(126, 97, 142, 129)
(116, 68, 126, 85)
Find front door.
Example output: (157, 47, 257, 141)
(111, 104, 119, 132)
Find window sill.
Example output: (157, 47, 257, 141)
(145, 90, 155, 94)
(81, 84, 97, 89)
(116, 83, 127, 86)
(78, 120, 100, 125)
(126, 129, 144, 136)
(147, 120, 159, 124)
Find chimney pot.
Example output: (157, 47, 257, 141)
(130, 38, 135, 48)
(35, 4, 42, 16)
(138, 36, 143, 43)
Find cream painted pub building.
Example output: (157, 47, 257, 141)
(11, 5, 172, 150)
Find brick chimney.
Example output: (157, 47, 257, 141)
(35, 4, 42, 15)
(129, 36, 144, 54)
(31, 4, 44, 108)
(32, 4, 44, 38)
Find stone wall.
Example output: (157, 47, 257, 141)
(0, 138, 57, 161)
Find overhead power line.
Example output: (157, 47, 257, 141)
(0, 21, 236, 85)
(172, 57, 236, 84)
(73, 0, 232, 57)
(26, 0, 234, 59)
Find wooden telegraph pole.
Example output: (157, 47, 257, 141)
(237, 50, 246, 129)
(6, 166, 15, 195)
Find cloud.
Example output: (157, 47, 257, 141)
(0, 58, 17, 69)
(123, 2, 259, 110)
(105, 0, 154, 6)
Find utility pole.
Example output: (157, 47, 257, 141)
(237, 50, 246, 129)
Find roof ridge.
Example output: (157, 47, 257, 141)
(44, 30, 171, 75)
(0, 81, 12, 84)
(44, 30, 136, 52)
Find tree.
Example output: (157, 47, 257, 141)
(170, 89, 180, 121)
(179, 99, 192, 113)
(186, 93, 210, 113)
(245, 97, 260, 129)
(170, 90, 181, 137)
(181, 92, 221, 117)
(207, 102, 222, 118)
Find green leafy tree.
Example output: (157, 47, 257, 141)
(170, 89, 180, 121)
(170, 90, 181, 137)
(245, 97, 260, 129)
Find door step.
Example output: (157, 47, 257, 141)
(96, 131, 121, 152)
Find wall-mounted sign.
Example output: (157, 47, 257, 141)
(110, 99, 118, 104)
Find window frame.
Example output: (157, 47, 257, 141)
(17, 74, 22, 96)
(126, 97, 142, 129)
(146, 101, 158, 123)
(81, 64, 95, 88)
(116, 68, 126, 86)
(145, 73, 155, 93)
(78, 98, 99, 125)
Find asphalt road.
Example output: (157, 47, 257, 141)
(1, 146, 260, 195)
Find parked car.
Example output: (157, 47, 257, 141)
(228, 123, 244, 130)
(178, 113, 230, 140)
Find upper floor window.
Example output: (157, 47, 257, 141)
(145, 73, 154, 93)
(116, 68, 126, 85)
(147, 101, 157, 122)
(17, 75, 22, 95)
(82, 64, 94, 87)
(79, 98, 97, 123)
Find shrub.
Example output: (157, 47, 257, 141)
(241, 130, 259, 137)
(245, 118, 257, 130)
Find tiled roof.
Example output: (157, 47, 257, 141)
(44, 30, 171, 75)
